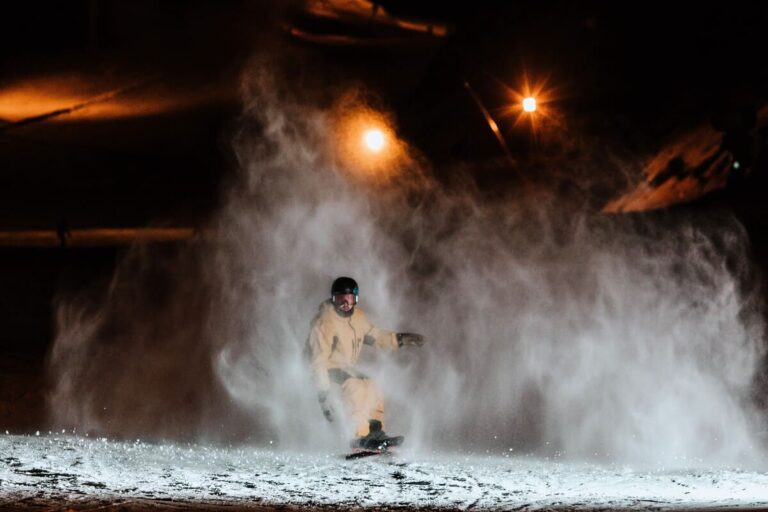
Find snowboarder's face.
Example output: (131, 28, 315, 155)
(332, 293, 356, 313)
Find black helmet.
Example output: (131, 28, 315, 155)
(331, 276, 359, 301)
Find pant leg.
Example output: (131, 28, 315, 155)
(341, 377, 385, 437)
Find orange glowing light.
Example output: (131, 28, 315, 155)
(603, 125, 728, 213)
(498, 72, 560, 136)
(0, 75, 227, 128)
(363, 128, 386, 152)
(332, 98, 405, 181)
(522, 96, 537, 112)
(0, 227, 197, 247)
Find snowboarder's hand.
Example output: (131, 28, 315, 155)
(318, 392, 335, 422)
(397, 332, 425, 347)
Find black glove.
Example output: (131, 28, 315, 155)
(318, 392, 334, 422)
(397, 332, 425, 347)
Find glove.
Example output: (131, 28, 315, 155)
(397, 332, 425, 347)
(318, 392, 334, 422)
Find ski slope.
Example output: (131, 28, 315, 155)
(2, 433, 767, 510)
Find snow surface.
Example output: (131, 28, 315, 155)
(2, 433, 768, 510)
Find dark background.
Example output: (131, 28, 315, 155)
(1, 0, 767, 431)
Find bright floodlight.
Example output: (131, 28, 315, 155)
(364, 128, 385, 152)
(522, 96, 537, 112)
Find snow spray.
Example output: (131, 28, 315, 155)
(48, 60, 766, 468)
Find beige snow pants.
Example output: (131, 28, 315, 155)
(340, 377, 385, 438)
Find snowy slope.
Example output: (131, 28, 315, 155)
(2, 434, 768, 510)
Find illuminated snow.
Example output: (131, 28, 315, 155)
(2, 434, 768, 509)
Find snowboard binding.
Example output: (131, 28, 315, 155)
(345, 420, 404, 460)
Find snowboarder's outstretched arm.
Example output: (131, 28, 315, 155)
(359, 312, 426, 349)
(362, 326, 398, 350)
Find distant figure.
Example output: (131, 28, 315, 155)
(306, 276, 425, 451)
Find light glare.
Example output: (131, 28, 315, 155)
(522, 96, 537, 112)
(364, 128, 385, 152)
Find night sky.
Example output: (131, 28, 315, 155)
(2, 1, 766, 216)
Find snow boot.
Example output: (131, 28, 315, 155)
(352, 420, 403, 451)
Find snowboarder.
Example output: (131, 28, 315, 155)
(307, 276, 425, 451)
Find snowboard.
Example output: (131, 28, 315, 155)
(344, 435, 404, 460)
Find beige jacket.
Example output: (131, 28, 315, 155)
(307, 300, 399, 393)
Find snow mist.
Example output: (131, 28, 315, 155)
(48, 63, 766, 468)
